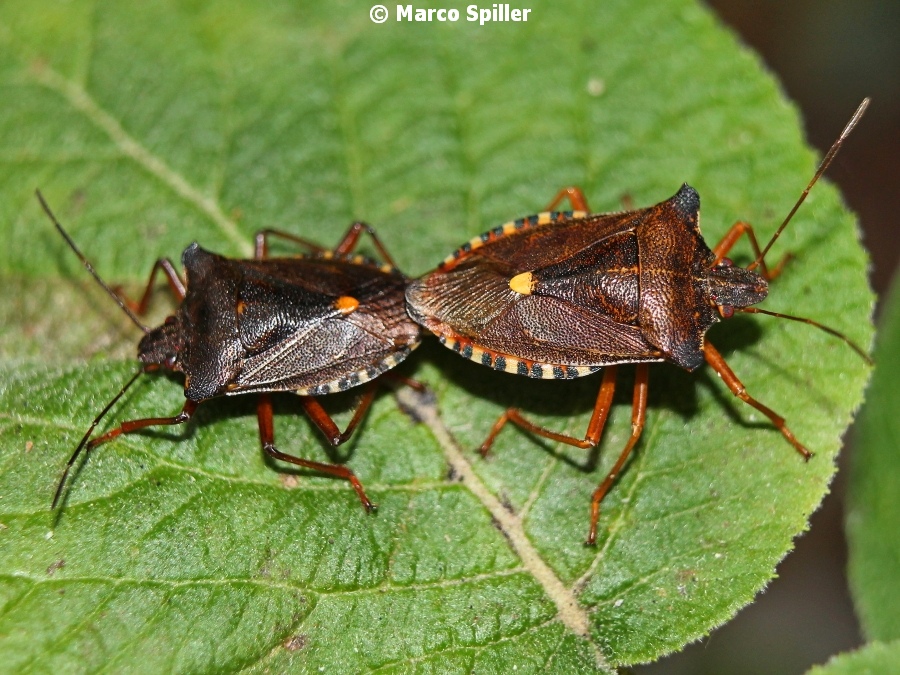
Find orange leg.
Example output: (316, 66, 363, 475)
(331, 222, 398, 265)
(586, 364, 648, 545)
(544, 186, 591, 212)
(479, 366, 618, 457)
(703, 341, 811, 459)
(118, 258, 186, 314)
(84, 399, 199, 450)
(52, 397, 199, 508)
(298, 384, 378, 447)
(260, 393, 375, 511)
(381, 371, 428, 393)
(255, 222, 398, 267)
(544, 187, 633, 213)
(254, 228, 326, 258)
(711, 221, 790, 281)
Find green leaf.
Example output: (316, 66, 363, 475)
(848, 273, 900, 642)
(806, 640, 900, 675)
(0, 0, 873, 670)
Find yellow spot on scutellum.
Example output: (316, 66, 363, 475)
(509, 272, 535, 295)
(335, 296, 359, 314)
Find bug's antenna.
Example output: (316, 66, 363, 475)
(36, 190, 150, 334)
(52, 368, 145, 509)
(750, 98, 870, 272)
(736, 306, 872, 365)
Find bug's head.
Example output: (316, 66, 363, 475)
(707, 258, 768, 319)
(138, 315, 184, 371)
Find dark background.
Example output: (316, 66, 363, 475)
(641, 1, 899, 673)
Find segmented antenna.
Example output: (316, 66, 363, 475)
(737, 307, 873, 365)
(35, 190, 150, 334)
(750, 98, 870, 271)
(51, 368, 144, 509)
(745, 99, 872, 364)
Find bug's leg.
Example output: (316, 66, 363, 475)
(381, 371, 428, 392)
(331, 222, 399, 267)
(254, 223, 399, 267)
(703, 341, 811, 459)
(711, 222, 790, 281)
(479, 366, 618, 457)
(261, 393, 375, 511)
(118, 258, 186, 314)
(53, 398, 200, 507)
(254, 229, 327, 259)
(586, 364, 648, 546)
(299, 383, 379, 446)
(83, 399, 199, 449)
(544, 187, 591, 212)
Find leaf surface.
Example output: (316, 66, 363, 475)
(0, 0, 873, 670)
(806, 640, 900, 675)
(848, 273, 900, 642)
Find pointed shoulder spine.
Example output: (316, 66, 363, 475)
(672, 184, 700, 218)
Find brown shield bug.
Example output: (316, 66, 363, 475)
(406, 99, 872, 544)
(38, 192, 421, 512)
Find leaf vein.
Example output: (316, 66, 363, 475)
(18, 583, 117, 674)
(393, 387, 608, 669)
(0, 568, 529, 598)
(363, 616, 561, 674)
(26, 63, 251, 254)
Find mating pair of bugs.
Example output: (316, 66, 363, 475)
(40, 100, 871, 545)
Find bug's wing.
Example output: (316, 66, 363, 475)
(408, 254, 661, 368)
(230, 259, 418, 394)
(482, 292, 661, 367)
(233, 313, 398, 393)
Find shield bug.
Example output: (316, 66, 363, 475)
(406, 100, 872, 544)
(39, 192, 421, 512)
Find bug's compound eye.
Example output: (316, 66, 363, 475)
(718, 304, 735, 319)
(718, 257, 734, 268)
